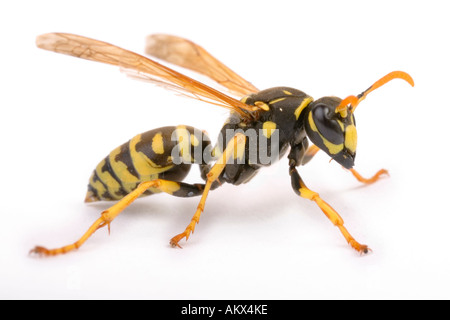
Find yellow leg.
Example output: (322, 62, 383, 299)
(349, 168, 388, 184)
(290, 166, 370, 254)
(170, 133, 246, 248)
(31, 179, 182, 256)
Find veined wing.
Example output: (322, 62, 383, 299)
(36, 33, 260, 119)
(145, 34, 258, 97)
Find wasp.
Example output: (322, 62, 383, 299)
(31, 33, 414, 256)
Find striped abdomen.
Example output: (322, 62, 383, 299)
(85, 126, 211, 202)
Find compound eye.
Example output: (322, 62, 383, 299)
(311, 104, 344, 145)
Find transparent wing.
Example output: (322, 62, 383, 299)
(36, 33, 259, 119)
(145, 34, 258, 97)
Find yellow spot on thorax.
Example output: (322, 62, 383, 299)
(240, 96, 249, 104)
(262, 121, 277, 138)
(269, 97, 286, 104)
(254, 101, 270, 111)
(295, 97, 313, 120)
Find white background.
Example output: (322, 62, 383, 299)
(1, 0, 449, 300)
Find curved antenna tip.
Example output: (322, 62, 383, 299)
(389, 71, 414, 87)
(336, 70, 414, 115)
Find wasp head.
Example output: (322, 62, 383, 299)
(305, 97, 357, 169)
(304, 71, 414, 169)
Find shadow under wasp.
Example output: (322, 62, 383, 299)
(31, 33, 414, 256)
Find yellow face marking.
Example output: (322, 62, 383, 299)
(269, 97, 286, 105)
(262, 121, 277, 139)
(323, 139, 343, 155)
(151, 133, 165, 154)
(294, 97, 313, 120)
(344, 124, 357, 153)
(308, 112, 343, 155)
(336, 119, 345, 131)
(254, 101, 270, 111)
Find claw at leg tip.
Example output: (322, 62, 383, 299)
(359, 246, 372, 256)
(170, 241, 183, 249)
(29, 246, 48, 256)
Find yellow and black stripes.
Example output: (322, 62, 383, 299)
(86, 126, 211, 202)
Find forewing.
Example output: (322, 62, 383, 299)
(145, 34, 258, 97)
(36, 33, 258, 119)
